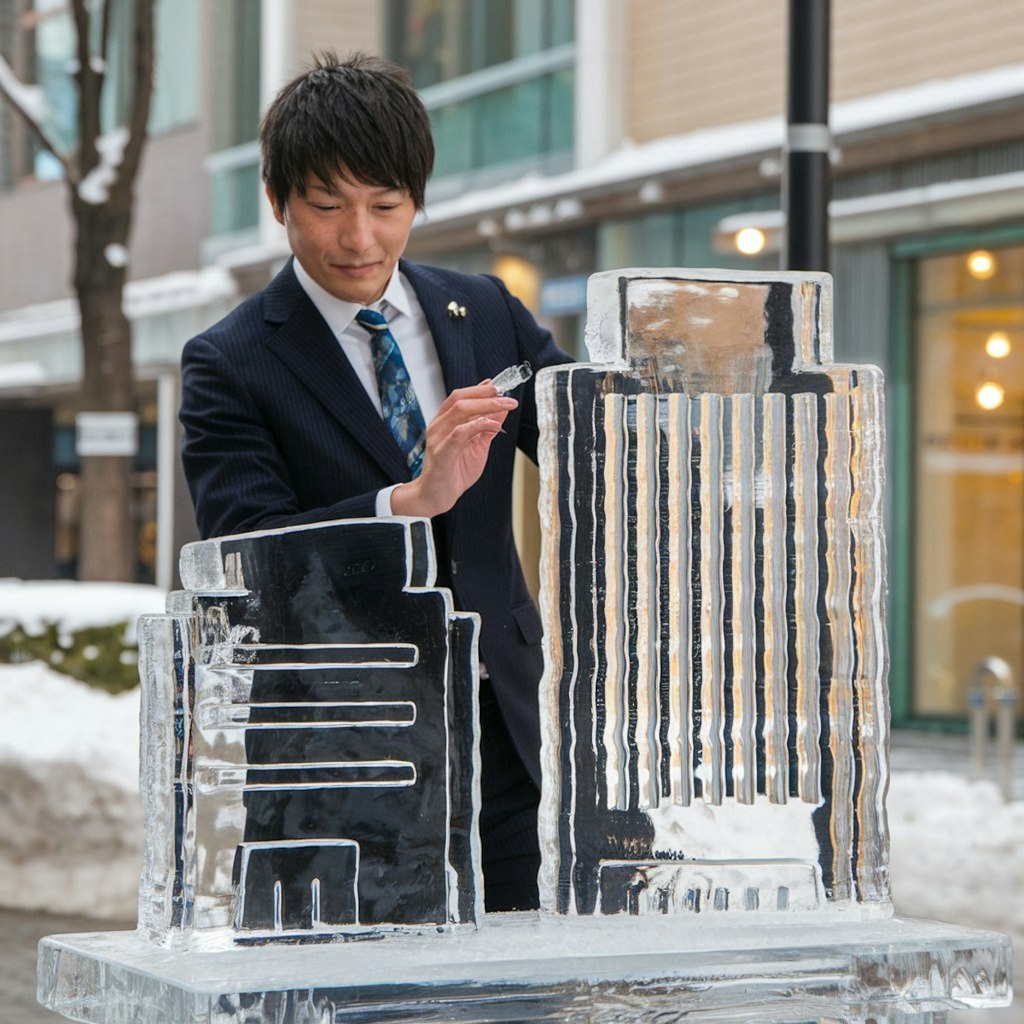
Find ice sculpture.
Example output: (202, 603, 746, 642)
(137, 517, 482, 947)
(38, 268, 1012, 1024)
(536, 268, 889, 918)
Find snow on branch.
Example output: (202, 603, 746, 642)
(0, 53, 77, 182)
(0, 54, 50, 123)
(78, 125, 130, 205)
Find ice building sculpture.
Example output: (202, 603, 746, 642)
(137, 517, 482, 947)
(536, 268, 890, 919)
(38, 269, 1013, 1024)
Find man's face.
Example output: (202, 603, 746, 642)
(269, 172, 417, 305)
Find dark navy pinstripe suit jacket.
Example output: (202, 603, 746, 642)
(179, 257, 573, 784)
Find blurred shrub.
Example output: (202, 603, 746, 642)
(0, 621, 139, 693)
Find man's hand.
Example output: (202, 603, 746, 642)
(390, 382, 517, 518)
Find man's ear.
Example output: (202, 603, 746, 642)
(266, 184, 286, 226)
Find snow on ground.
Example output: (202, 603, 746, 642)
(0, 578, 165, 642)
(890, 771, 1024, 949)
(0, 662, 142, 918)
(0, 580, 161, 918)
(889, 772, 1023, 1024)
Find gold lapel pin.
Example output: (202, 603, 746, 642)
(447, 300, 467, 318)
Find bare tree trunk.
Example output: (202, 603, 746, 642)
(68, 0, 154, 582)
(0, 0, 155, 582)
(73, 197, 136, 581)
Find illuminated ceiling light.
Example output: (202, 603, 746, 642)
(526, 203, 553, 226)
(504, 208, 526, 231)
(976, 381, 1005, 410)
(735, 227, 767, 256)
(638, 180, 664, 204)
(985, 331, 1011, 359)
(553, 197, 583, 220)
(967, 250, 997, 280)
(476, 217, 499, 238)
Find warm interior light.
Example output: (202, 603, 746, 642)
(967, 250, 997, 280)
(491, 253, 539, 307)
(735, 227, 766, 256)
(976, 381, 1005, 410)
(985, 331, 1012, 359)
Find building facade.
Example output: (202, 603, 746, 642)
(0, 0, 1021, 728)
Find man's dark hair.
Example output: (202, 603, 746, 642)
(260, 51, 434, 211)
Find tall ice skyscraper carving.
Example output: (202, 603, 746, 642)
(536, 269, 890, 918)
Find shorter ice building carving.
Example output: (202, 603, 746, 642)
(137, 517, 482, 947)
(536, 268, 890, 919)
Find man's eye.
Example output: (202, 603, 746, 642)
(376, 204, 399, 212)
(310, 203, 338, 211)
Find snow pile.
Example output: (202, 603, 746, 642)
(889, 773, 1022, 1024)
(0, 578, 165, 643)
(0, 581, 163, 918)
(0, 662, 142, 918)
(889, 770, 1024, 958)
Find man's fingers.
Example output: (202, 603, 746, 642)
(450, 415, 503, 443)
(430, 395, 516, 436)
(437, 382, 511, 411)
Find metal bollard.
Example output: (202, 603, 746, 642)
(994, 684, 1019, 801)
(968, 681, 989, 781)
(967, 657, 1018, 800)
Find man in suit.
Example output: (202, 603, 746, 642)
(179, 52, 572, 911)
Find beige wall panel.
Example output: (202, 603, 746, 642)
(833, 0, 1024, 99)
(627, 0, 1024, 143)
(130, 126, 210, 283)
(628, 0, 785, 143)
(294, 0, 383, 65)
(0, 180, 73, 311)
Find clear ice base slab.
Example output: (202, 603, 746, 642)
(38, 913, 1011, 1024)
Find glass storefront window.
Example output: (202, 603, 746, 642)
(430, 68, 573, 180)
(389, 0, 574, 185)
(596, 195, 778, 272)
(206, 0, 260, 238)
(149, 0, 199, 134)
(390, 0, 574, 87)
(30, 0, 77, 178)
(209, 158, 261, 237)
(912, 242, 1024, 717)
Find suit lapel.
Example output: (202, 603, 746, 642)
(401, 259, 479, 395)
(262, 261, 411, 482)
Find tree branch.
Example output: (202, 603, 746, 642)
(99, 0, 114, 68)
(114, 0, 155, 191)
(70, 0, 101, 173)
(0, 53, 77, 182)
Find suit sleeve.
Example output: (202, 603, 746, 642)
(180, 334, 381, 539)
(483, 274, 574, 464)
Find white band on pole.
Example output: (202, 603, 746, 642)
(787, 123, 832, 153)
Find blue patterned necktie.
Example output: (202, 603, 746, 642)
(354, 307, 427, 478)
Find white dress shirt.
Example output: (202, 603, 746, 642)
(292, 258, 447, 514)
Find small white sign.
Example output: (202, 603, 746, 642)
(75, 412, 139, 457)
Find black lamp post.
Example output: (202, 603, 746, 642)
(783, 0, 831, 272)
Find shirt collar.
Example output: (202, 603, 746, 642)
(292, 257, 413, 336)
